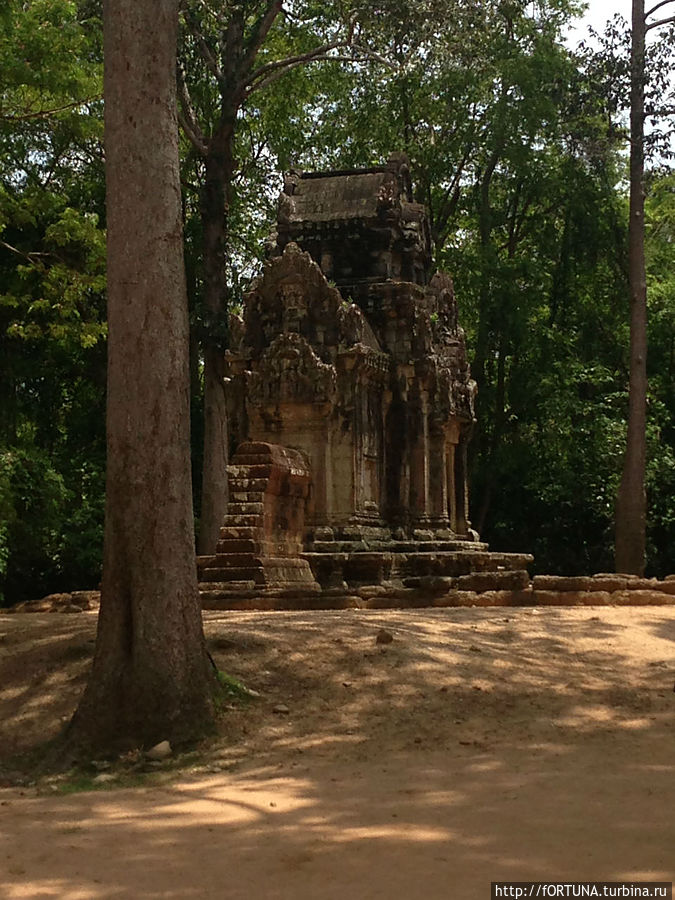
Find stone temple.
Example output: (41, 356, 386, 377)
(198, 153, 531, 608)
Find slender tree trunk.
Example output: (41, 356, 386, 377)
(472, 148, 499, 392)
(198, 131, 235, 555)
(470, 82, 507, 400)
(69, 0, 215, 752)
(470, 129, 504, 499)
(615, 0, 648, 575)
(476, 335, 507, 534)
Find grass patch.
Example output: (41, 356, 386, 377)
(215, 670, 259, 704)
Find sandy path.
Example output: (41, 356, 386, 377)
(1, 607, 674, 899)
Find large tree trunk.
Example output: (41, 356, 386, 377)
(615, 0, 648, 575)
(198, 131, 235, 555)
(69, 0, 216, 752)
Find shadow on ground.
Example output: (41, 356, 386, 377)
(1, 607, 674, 899)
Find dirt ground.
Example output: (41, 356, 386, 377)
(1, 606, 674, 899)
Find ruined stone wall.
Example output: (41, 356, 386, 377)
(12, 573, 675, 613)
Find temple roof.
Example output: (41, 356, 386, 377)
(276, 153, 429, 289)
(285, 170, 399, 224)
(280, 153, 414, 225)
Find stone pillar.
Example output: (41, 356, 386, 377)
(380, 388, 392, 519)
(323, 426, 333, 523)
(421, 391, 430, 516)
(446, 442, 457, 532)
(428, 429, 449, 528)
(409, 389, 430, 525)
(453, 436, 469, 536)
(398, 383, 411, 526)
(353, 376, 367, 514)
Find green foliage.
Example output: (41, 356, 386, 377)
(215, 670, 258, 703)
(0, 0, 673, 588)
(644, 173, 675, 575)
(477, 361, 626, 574)
(0, 0, 105, 605)
(0, 448, 64, 603)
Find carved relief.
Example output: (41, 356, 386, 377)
(248, 333, 337, 407)
(226, 153, 477, 540)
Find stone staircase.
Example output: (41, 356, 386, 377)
(197, 442, 321, 608)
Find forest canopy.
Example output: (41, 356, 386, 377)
(1, 0, 674, 606)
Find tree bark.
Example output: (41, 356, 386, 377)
(69, 0, 216, 751)
(198, 130, 235, 555)
(615, 0, 648, 575)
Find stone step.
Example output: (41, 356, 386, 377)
(227, 462, 274, 477)
(307, 539, 492, 554)
(229, 492, 266, 504)
(402, 569, 530, 593)
(200, 567, 265, 583)
(227, 502, 265, 516)
(199, 580, 257, 592)
(392, 551, 532, 578)
(209, 552, 266, 568)
(311, 541, 370, 553)
(200, 585, 322, 609)
(472, 552, 534, 571)
(215, 538, 261, 554)
(201, 555, 318, 582)
(219, 519, 262, 532)
(389, 541, 490, 553)
(196, 554, 217, 570)
(227, 477, 268, 493)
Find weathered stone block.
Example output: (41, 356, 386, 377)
(457, 570, 530, 592)
(532, 576, 594, 592)
(653, 580, 675, 595)
(403, 575, 456, 591)
(587, 576, 631, 592)
(611, 589, 674, 606)
(576, 591, 613, 606)
(432, 590, 478, 607)
(362, 588, 421, 608)
(531, 590, 576, 606)
(356, 585, 388, 599)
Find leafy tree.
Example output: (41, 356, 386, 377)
(2, 0, 673, 595)
(615, 0, 675, 574)
(0, 0, 106, 605)
(645, 171, 675, 575)
(69, 0, 216, 751)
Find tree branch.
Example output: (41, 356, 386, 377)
(0, 97, 101, 121)
(646, 13, 675, 30)
(0, 239, 52, 264)
(184, 11, 227, 89)
(646, 106, 675, 117)
(434, 145, 473, 245)
(645, 0, 675, 19)
(350, 43, 396, 69)
(241, 0, 283, 75)
(244, 41, 337, 89)
(245, 41, 393, 97)
(176, 65, 208, 156)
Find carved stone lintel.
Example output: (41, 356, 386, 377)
(248, 333, 337, 408)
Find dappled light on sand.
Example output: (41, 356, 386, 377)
(1, 606, 674, 898)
